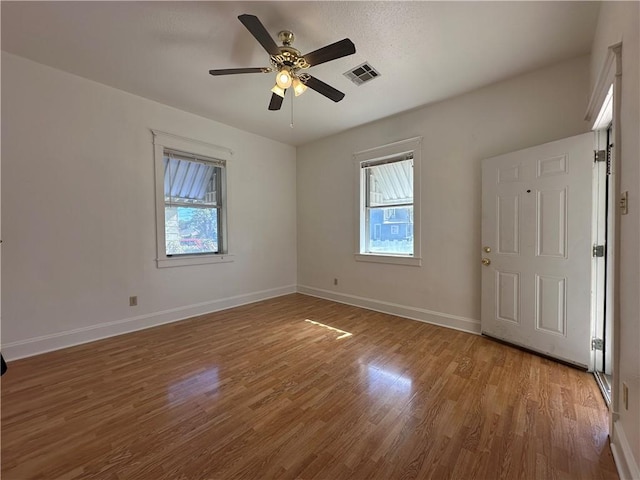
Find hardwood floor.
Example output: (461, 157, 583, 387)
(1, 294, 618, 479)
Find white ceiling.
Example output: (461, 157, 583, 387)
(1, 1, 600, 146)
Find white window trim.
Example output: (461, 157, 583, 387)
(152, 129, 235, 268)
(354, 136, 422, 266)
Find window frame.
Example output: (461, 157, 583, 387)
(152, 130, 234, 268)
(354, 137, 422, 266)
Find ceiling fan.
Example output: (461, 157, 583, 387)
(209, 14, 356, 111)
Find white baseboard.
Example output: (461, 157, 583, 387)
(3, 285, 480, 361)
(2, 285, 296, 361)
(611, 419, 640, 480)
(297, 285, 481, 335)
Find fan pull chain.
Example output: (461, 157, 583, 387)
(290, 92, 294, 129)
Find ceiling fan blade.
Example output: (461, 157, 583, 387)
(268, 91, 285, 111)
(303, 38, 356, 67)
(238, 14, 281, 56)
(209, 67, 270, 76)
(304, 76, 345, 102)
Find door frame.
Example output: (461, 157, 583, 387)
(591, 122, 612, 401)
(584, 42, 622, 426)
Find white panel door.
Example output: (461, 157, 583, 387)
(481, 133, 594, 368)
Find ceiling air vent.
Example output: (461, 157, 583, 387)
(344, 62, 381, 86)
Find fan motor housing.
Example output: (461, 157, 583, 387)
(271, 45, 310, 70)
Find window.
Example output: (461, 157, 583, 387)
(152, 130, 233, 268)
(164, 150, 222, 255)
(355, 137, 422, 266)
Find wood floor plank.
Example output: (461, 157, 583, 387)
(1, 294, 618, 479)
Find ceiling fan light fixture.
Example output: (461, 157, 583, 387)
(208, 14, 356, 111)
(276, 68, 293, 89)
(292, 77, 307, 96)
(271, 84, 286, 98)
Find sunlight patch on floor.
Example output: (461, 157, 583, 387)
(305, 319, 353, 339)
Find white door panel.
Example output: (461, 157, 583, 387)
(481, 133, 593, 368)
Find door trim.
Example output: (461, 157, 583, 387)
(586, 41, 623, 456)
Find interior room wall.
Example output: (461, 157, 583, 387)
(590, 2, 640, 477)
(297, 55, 591, 333)
(1, 52, 297, 360)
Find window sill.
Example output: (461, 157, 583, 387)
(156, 254, 235, 268)
(354, 253, 422, 266)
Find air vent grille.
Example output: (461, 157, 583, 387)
(344, 62, 381, 86)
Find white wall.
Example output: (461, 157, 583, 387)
(591, 3, 640, 478)
(297, 55, 591, 332)
(1, 53, 297, 359)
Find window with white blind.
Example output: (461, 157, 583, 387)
(152, 130, 233, 268)
(355, 137, 422, 266)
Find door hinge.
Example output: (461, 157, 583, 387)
(592, 338, 604, 351)
(592, 245, 606, 257)
(594, 149, 607, 163)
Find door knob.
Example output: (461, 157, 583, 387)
(482, 258, 491, 266)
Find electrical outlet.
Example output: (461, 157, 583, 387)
(129, 296, 138, 307)
(623, 382, 629, 410)
(334, 278, 338, 286)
